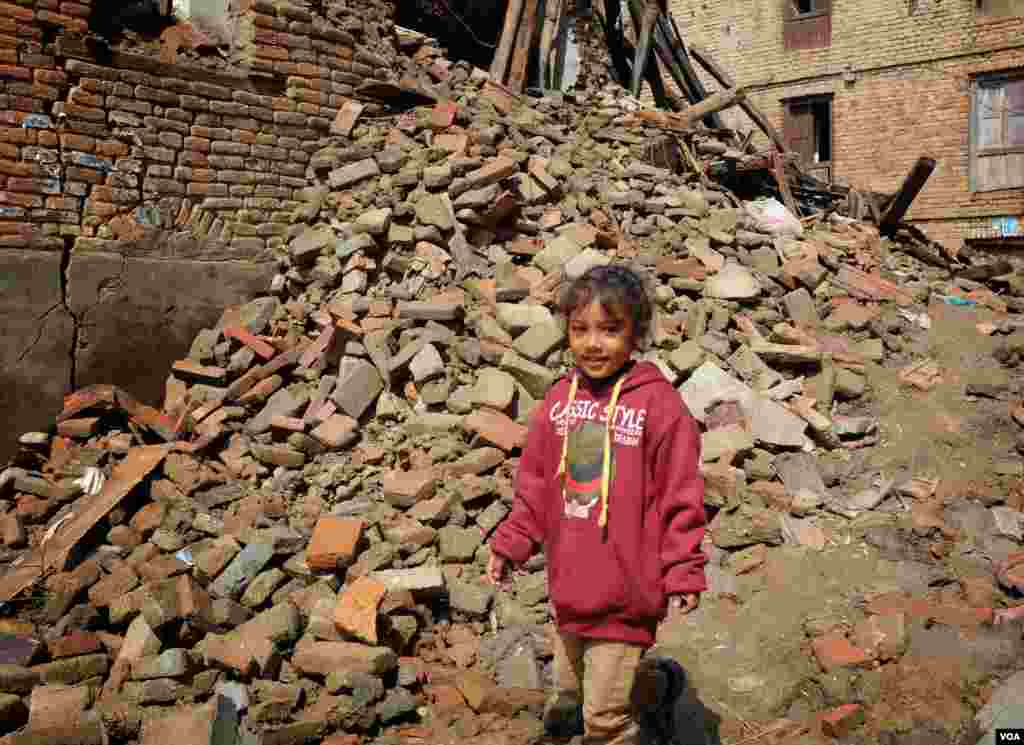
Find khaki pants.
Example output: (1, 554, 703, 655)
(550, 631, 644, 745)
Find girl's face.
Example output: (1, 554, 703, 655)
(568, 300, 636, 380)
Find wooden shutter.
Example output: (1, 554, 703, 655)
(784, 104, 815, 166)
(784, 0, 832, 49)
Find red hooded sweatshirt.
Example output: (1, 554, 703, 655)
(490, 360, 707, 647)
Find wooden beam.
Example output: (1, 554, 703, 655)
(688, 43, 787, 152)
(629, 0, 660, 97)
(490, 0, 526, 84)
(508, 0, 541, 92)
(772, 149, 800, 217)
(538, 0, 564, 89)
(879, 156, 937, 236)
(681, 86, 745, 126)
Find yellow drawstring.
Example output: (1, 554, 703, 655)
(598, 376, 626, 530)
(557, 374, 579, 483)
(557, 373, 626, 532)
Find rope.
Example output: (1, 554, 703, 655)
(430, 0, 498, 48)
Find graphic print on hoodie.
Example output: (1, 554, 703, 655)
(563, 420, 615, 519)
(490, 361, 709, 647)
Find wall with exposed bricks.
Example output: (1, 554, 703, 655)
(655, 0, 1024, 251)
(0, 0, 397, 460)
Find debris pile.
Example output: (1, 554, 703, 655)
(1, 20, 1024, 745)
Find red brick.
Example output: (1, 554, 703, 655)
(811, 635, 872, 671)
(0, 191, 39, 207)
(35, 11, 86, 31)
(310, 414, 358, 449)
(130, 502, 166, 536)
(820, 704, 865, 739)
(0, 159, 32, 177)
(65, 166, 104, 184)
(426, 683, 468, 712)
(95, 140, 130, 157)
(850, 613, 908, 661)
(0, 65, 28, 82)
(306, 516, 364, 571)
(223, 325, 276, 359)
(322, 736, 361, 745)
(333, 575, 387, 644)
(59, 1, 90, 18)
(464, 408, 527, 452)
(6, 177, 49, 193)
(59, 133, 96, 152)
(47, 631, 103, 659)
(0, 3, 33, 21)
(0, 125, 34, 144)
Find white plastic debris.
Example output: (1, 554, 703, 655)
(744, 197, 804, 238)
(75, 466, 105, 497)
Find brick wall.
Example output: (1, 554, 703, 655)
(652, 0, 1024, 251)
(0, 0, 396, 460)
(0, 0, 396, 256)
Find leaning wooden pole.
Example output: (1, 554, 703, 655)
(490, 0, 526, 84)
(879, 156, 937, 236)
(681, 86, 745, 126)
(508, 0, 541, 92)
(629, 0, 660, 96)
(537, 0, 564, 88)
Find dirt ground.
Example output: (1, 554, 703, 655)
(658, 297, 1024, 745)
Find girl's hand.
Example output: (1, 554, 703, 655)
(668, 593, 700, 615)
(487, 552, 510, 586)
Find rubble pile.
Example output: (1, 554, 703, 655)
(1, 24, 1024, 745)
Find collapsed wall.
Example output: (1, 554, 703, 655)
(0, 0, 396, 460)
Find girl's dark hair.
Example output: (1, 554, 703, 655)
(557, 263, 655, 349)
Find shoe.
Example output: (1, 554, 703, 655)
(544, 692, 585, 738)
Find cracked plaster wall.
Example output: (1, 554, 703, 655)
(0, 245, 273, 462)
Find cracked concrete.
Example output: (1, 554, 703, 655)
(0, 248, 275, 462)
(0, 250, 75, 459)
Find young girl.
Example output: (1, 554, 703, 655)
(488, 264, 708, 745)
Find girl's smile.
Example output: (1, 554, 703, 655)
(568, 301, 636, 380)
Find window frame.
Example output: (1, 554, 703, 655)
(969, 71, 1024, 193)
(783, 0, 832, 50)
(976, 0, 1024, 18)
(791, 0, 829, 19)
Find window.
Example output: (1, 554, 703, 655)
(784, 95, 833, 182)
(971, 74, 1024, 191)
(784, 0, 831, 49)
(977, 0, 1024, 17)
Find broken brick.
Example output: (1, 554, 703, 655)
(306, 517, 365, 571)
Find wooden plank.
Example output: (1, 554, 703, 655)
(772, 150, 800, 218)
(784, 103, 815, 165)
(629, 0, 660, 97)
(0, 444, 172, 603)
(879, 156, 937, 235)
(508, 0, 541, 92)
(537, 0, 564, 89)
(490, 0, 525, 84)
(47, 444, 173, 572)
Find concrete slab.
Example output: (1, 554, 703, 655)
(67, 252, 274, 419)
(0, 250, 75, 461)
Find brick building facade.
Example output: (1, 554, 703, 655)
(659, 0, 1024, 251)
